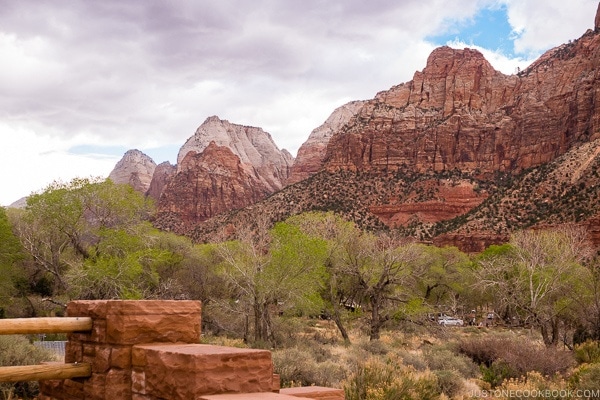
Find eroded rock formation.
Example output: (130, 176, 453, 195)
(109, 149, 157, 193)
(287, 100, 366, 185)
(178, 116, 293, 192)
(325, 35, 600, 175)
(145, 161, 176, 202)
(154, 142, 273, 234)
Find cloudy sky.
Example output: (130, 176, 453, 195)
(0, 0, 597, 205)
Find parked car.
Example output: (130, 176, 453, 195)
(438, 316, 464, 326)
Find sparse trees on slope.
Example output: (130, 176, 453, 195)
(476, 226, 593, 347)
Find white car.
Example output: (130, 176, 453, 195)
(438, 316, 464, 326)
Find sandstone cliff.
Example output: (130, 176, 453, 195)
(109, 149, 157, 193)
(145, 161, 177, 202)
(178, 116, 293, 192)
(287, 100, 366, 184)
(325, 34, 600, 174)
(154, 142, 274, 234)
(186, 9, 600, 252)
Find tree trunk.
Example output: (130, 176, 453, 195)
(369, 295, 382, 341)
(540, 318, 560, 347)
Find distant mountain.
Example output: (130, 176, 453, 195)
(287, 100, 366, 185)
(113, 4, 600, 252)
(152, 117, 294, 234)
(184, 5, 600, 251)
(108, 149, 157, 193)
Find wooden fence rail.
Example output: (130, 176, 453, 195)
(0, 317, 92, 382)
(0, 317, 92, 335)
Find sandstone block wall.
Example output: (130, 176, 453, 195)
(38, 300, 343, 400)
(39, 300, 202, 400)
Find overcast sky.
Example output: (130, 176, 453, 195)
(1, 0, 597, 205)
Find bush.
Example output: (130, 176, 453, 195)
(458, 335, 574, 387)
(422, 346, 479, 379)
(0, 335, 59, 399)
(569, 363, 600, 392)
(498, 371, 570, 400)
(433, 369, 464, 398)
(574, 340, 600, 365)
(344, 356, 439, 400)
(272, 345, 348, 388)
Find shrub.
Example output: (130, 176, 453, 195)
(569, 363, 600, 392)
(498, 371, 570, 400)
(272, 345, 348, 388)
(433, 369, 464, 398)
(458, 335, 574, 387)
(574, 340, 600, 365)
(0, 335, 59, 400)
(422, 346, 479, 379)
(344, 356, 439, 400)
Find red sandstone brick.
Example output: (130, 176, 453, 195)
(105, 368, 132, 398)
(105, 300, 201, 316)
(110, 345, 132, 369)
(133, 344, 274, 398)
(199, 394, 312, 400)
(67, 300, 109, 318)
(107, 313, 200, 344)
(280, 387, 345, 400)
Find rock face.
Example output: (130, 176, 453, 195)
(145, 161, 176, 202)
(155, 142, 274, 234)
(596, 2, 600, 31)
(178, 116, 293, 192)
(153, 117, 294, 233)
(325, 35, 600, 174)
(185, 11, 600, 252)
(108, 150, 157, 193)
(287, 100, 366, 184)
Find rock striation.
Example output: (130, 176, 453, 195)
(108, 150, 157, 194)
(287, 100, 366, 185)
(325, 36, 600, 175)
(154, 142, 275, 234)
(151, 117, 294, 233)
(178, 116, 293, 192)
(145, 161, 176, 202)
(185, 8, 600, 252)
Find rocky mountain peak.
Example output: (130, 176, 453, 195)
(177, 116, 293, 192)
(596, 2, 600, 31)
(108, 149, 157, 193)
(287, 100, 366, 184)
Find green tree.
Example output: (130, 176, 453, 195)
(476, 227, 592, 347)
(11, 177, 153, 298)
(334, 230, 422, 340)
(215, 216, 328, 344)
(284, 211, 360, 342)
(0, 207, 25, 316)
(415, 245, 473, 315)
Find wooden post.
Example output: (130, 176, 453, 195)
(0, 317, 92, 334)
(0, 363, 91, 382)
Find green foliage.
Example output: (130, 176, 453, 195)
(0, 335, 59, 399)
(344, 356, 439, 400)
(0, 208, 25, 313)
(574, 340, 600, 365)
(67, 226, 182, 299)
(569, 363, 600, 391)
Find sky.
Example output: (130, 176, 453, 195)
(0, 0, 597, 206)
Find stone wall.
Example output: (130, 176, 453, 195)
(38, 300, 344, 400)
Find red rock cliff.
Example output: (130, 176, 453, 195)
(324, 32, 600, 175)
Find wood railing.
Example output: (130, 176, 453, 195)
(0, 317, 92, 382)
